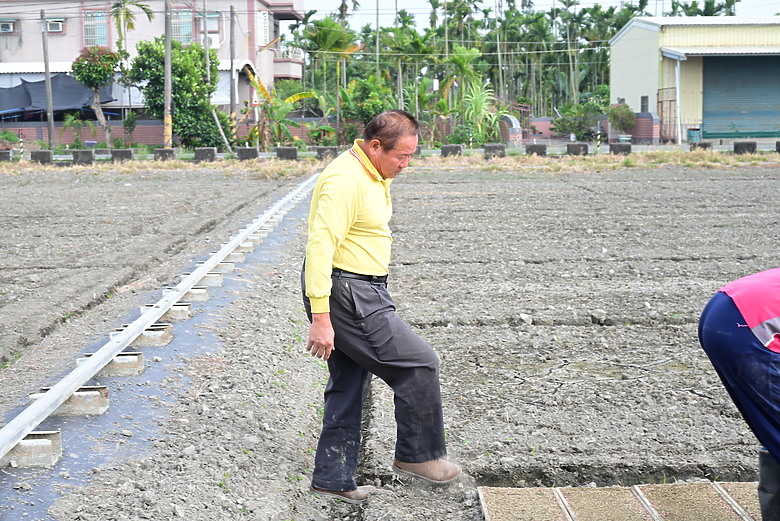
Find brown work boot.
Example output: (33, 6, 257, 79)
(392, 458, 462, 484)
(311, 485, 376, 504)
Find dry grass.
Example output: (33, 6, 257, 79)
(0, 149, 778, 179)
(0, 157, 326, 179)
(412, 148, 780, 174)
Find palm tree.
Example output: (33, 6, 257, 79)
(668, 0, 739, 15)
(111, 0, 154, 59)
(302, 16, 357, 106)
(111, 0, 154, 114)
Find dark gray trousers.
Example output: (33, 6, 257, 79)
(760, 448, 780, 521)
(302, 268, 447, 491)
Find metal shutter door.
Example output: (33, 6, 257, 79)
(702, 55, 780, 138)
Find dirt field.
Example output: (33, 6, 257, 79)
(1, 157, 778, 520)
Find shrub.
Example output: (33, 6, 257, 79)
(607, 104, 636, 134)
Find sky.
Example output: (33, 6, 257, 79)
(299, 0, 779, 31)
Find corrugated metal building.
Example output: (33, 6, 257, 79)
(610, 17, 780, 143)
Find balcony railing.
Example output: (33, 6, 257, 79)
(277, 47, 304, 61)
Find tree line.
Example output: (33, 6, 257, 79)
(68, 0, 742, 151)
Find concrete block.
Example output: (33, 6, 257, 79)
(440, 144, 463, 157)
(140, 302, 192, 321)
(233, 241, 255, 253)
(32, 386, 109, 416)
(31, 150, 53, 164)
(484, 143, 506, 159)
(112, 322, 174, 347)
(154, 148, 175, 161)
(275, 147, 298, 160)
(236, 147, 259, 160)
(93, 148, 110, 155)
(220, 251, 246, 263)
(0, 431, 62, 468)
(610, 143, 632, 155)
(689, 142, 712, 151)
(0, 150, 11, 162)
(525, 144, 547, 156)
(776, 141, 780, 154)
(71, 150, 95, 165)
(183, 286, 209, 302)
(80, 352, 144, 377)
(567, 143, 589, 156)
(247, 233, 265, 244)
(196, 261, 234, 273)
(194, 272, 223, 287)
(111, 149, 135, 162)
(316, 146, 339, 160)
(734, 141, 757, 155)
(194, 147, 217, 162)
(164, 286, 210, 303)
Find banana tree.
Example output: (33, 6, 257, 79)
(246, 69, 314, 150)
(461, 83, 507, 145)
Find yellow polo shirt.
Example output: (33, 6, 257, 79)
(305, 140, 393, 313)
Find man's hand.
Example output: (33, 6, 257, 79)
(307, 312, 334, 361)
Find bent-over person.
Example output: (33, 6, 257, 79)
(699, 267, 780, 521)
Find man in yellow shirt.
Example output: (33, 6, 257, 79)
(302, 110, 461, 504)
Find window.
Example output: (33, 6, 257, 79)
(0, 20, 15, 33)
(256, 11, 269, 47)
(84, 11, 108, 46)
(47, 19, 64, 33)
(196, 11, 220, 46)
(205, 12, 220, 33)
(640, 95, 649, 113)
(172, 9, 193, 44)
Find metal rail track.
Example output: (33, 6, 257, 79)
(0, 173, 318, 464)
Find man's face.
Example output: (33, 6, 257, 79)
(367, 135, 418, 180)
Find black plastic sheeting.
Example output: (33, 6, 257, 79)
(0, 73, 113, 115)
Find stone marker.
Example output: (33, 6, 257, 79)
(525, 144, 547, 156)
(154, 148, 175, 161)
(610, 143, 631, 155)
(111, 149, 134, 162)
(31, 150, 53, 164)
(276, 147, 298, 160)
(316, 146, 338, 160)
(734, 141, 757, 155)
(484, 143, 506, 159)
(567, 143, 588, 156)
(237, 147, 259, 160)
(194, 147, 217, 162)
(776, 141, 780, 154)
(441, 144, 463, 157)
(0, 150, 11, 162)
(71, 149, 95, 165)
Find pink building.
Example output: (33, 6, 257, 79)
(0, 0, 304, 121)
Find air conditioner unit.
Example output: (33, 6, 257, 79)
(0, 22, 14, 33)
(47, 20, 63, 33)
(206, 35, 220, 49)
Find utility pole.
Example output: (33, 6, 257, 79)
(40, 10, 55, 150)
(203, 0, 210, 70)
(375, 0, 379, 83)
(204, 0, 233, 153)
(164, 0, 173, 148)
(229, 5, 236, 144)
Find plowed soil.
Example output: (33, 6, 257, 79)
(1, 159, 778, 520)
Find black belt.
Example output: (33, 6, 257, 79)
(332, 268, 388, 284)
